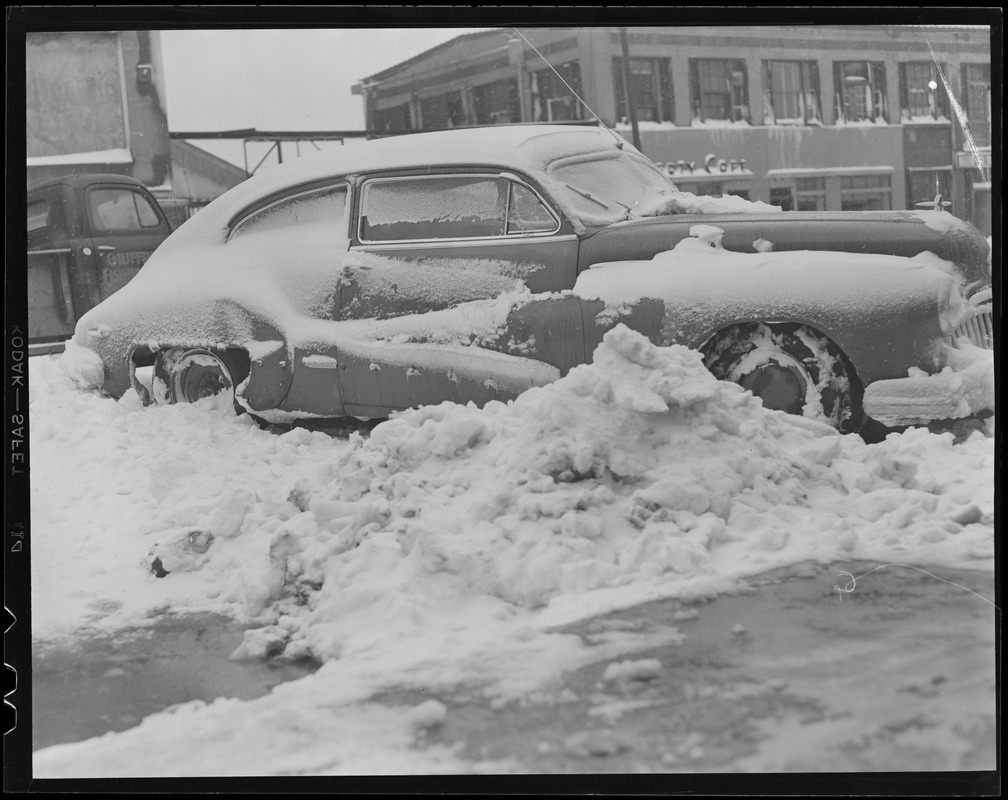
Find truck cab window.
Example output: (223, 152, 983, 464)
(89, 188, 161, 232)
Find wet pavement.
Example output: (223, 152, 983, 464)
(32, 562, 996, 774)
(32, 613, 317, 751)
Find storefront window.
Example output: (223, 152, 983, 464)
(840, 174, 891, 210)
(907, 169, 952, 211)
(833, 61, 887, 123)
(474, 78, 520, 125)
(677, 181, 749, 199)
(419, 90, 468, 129)
(763, 60, 821, 125)
(612, 57, 673, 123)
(900, 62, 950, 121)
(531, 61, 584, 122)
(961, 63, 991, 147)
(770, 186, 794, 211)
(795, 178, 826, 211)
(689, 59, 749, 123)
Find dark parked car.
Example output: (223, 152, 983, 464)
(63, 125, 993, 433)
(27, 173, 173, 343)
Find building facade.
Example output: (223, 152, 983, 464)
(157, 139, 249, 227)
(26, 30, 172, 190)
(353, 26, 992, 232)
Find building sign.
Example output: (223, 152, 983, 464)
(954, 151, 992, 170)
(656, 153, 753, 179)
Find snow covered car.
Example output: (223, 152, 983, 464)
(64, 124, 994, 434)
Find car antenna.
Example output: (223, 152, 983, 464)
(926, 39, 988, 184)
(511, 27, 626, 150)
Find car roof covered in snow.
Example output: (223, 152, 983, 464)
(160, 124, 635, 248)
(28, 172, 150, 194)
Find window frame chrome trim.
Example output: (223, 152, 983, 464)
(356, 171, 562, 245)
(227, 181, 351, 243)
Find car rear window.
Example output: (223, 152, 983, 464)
(89, 188, 162, 232)
(230, 184, 348, 241)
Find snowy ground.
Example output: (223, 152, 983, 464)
(29, 326, 995, 776)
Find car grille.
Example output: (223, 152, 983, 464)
(953, 307, 994, 349)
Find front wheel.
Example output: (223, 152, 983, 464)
(700, 322, 863, 433)
(153, 348, 236, 406)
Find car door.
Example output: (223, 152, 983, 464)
(83, 181, 173, 301)
(27, 187, 76, 341)
(343, 169, 580, 319)
(336, 169, 583, 416)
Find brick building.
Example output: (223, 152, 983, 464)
(353, 25, 992, 232)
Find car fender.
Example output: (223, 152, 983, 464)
(573, 239, 957, 385)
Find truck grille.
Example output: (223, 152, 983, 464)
(953, 307, 994, 349)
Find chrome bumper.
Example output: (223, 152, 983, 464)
(863, 337, 995, 428)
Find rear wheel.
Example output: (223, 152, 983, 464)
(153, 348, 238, 407)
(701, 322, 863, 433)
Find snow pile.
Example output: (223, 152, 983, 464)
(30, 327, 995, 776)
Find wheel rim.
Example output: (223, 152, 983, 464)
(737, 356, 809, 415)
(174, 352, 234, 403)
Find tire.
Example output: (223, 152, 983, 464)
(153, 348, 236, 406)
(701, 322, 863, 433)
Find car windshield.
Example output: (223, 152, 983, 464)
(549, 150, 676, 223)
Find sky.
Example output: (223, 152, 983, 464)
(159, 28, 487, 169)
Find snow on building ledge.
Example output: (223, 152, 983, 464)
(27, 147, 133, 167)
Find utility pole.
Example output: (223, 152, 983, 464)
(619, 28, 641, 150)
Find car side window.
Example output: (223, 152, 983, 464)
(230, 185, 348, 241)
(27, 197, 54, 249)
(89, 188, 162, 232)
(360, 175, 508, 242)
(507, 182, 559, 234)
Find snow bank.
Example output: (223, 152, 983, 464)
(30, 326, 995, 776)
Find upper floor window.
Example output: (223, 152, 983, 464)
(899, 61, 949, 121)
(612, 57, 673, 123)
(834, 61, 888, 123)
(531, 61, 584, 122)
(763, 60, 821, 125)
(961, 63, 991, 146)
(230, 184, 348, 242)
(359, 175, 558, 242)
(88, 188, 161, 233)
(690, 58, 749, 123)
